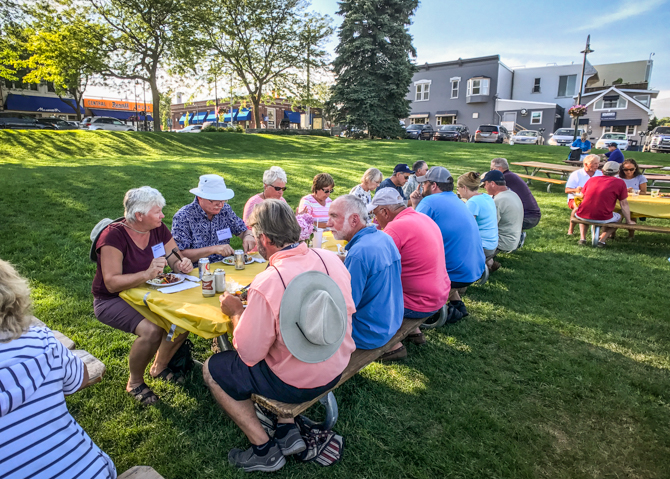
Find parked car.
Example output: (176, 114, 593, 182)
(86, 117, 136, 131)
(405, 123, 433, 140)
(595, 132, 628, 151)
(433, 124, 470, 142)
(66, 121, 80, 128)
(511, 130, 541, 145)
(36, 118, 79, 130)
(0, 113, 55, 130)
(178, 125, 203, 133)
(643, 126, 670, 153)
(474, 124, 510, 143)
(547, 128, 584, 146)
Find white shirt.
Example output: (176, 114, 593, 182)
(566, 168, 603, 203)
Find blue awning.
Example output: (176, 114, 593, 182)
(179, 113, 193, 125)
(223, 109, 238, 122)
(284, 111, 301, 123)
(90, 109, 136, 120)
(192, 112, 208, 124)
(5, 93, 84, 114)
(206, 111, 219, 122)
(237, 109, 251, 121)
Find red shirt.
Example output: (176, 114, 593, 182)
(92, 221, 173, 300)
(383, 208, 451, 312)
(575, 176, 628, 221)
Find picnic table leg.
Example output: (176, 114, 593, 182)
(300, 392, 339, 430)
(591, 225, 600, 246)
(217, 334, 234, 352)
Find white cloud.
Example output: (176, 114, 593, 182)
(573, 0, 667, 31)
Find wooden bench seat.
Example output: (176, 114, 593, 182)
(516, 173, 567, 192)
(572, 218, 670, 246)
(31, 317, 75, 350)
(252, 317, 426, 426)
(118, 466, 165, 479)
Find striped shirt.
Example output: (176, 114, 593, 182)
(298, 194, 332, 223)
(0, 327, 116, 479)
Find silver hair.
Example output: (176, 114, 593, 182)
(337, 194, 368, 223)
(581, 132, 588, 141)
(362, 167, 383, 184)
(263, 166, 287, 186)
(123, 186, 166, 222)
(491, 157, 509, 170)
(583, 154, 600, 166)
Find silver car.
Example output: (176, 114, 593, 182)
(547, 128, 583, 146)
(86, 116, 136, 131)
(511, 130, 541, 145)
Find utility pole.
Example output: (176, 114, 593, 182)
(143, 82, 148, 132)
(572, 35, 594, 143)
(306, 22, 311, 130)
(214, 69, 219, 127)
(134, 81, 138, 129)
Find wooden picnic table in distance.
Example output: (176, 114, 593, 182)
(645, 174, 670, 190)
(511, 161, 578, 178)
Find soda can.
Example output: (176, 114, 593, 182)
(214, 269, 226, 293)
(201, 272, 215, 297)
(234, 250, 245, 270)
(198, 257, 210, 279)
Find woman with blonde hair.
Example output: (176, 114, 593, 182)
(350, 167, 383, 208)
(0, 259, 117, 478)
(456, 172, 499, 262)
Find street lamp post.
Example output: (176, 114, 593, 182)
(572, 35, 594, 143)
(134, 81, 138, 129)
(214, 70, 219, 128)
(143, 82, 148, 132)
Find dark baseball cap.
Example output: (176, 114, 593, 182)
(607, 142, 618, 148)
(417, 166, 452, 183)
(480, 170, 505, 183)
(393, 163, 414, 174)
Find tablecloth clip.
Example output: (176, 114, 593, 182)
(167, 324, 177, 341)
(143, 291, 151, 307)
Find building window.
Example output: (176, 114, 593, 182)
(533, 78, 541, 93)
(411, 117, 427, 125)
(472, 112, 479, 119)
(627, 125, 636, 136)
(415, 81, 430, 101)
(633, 95, 650, 107)
(47, 82, 56, 93)
(467, 78, 490, 96)
(451, 79, 459, 99)
(594, 96, 628, 110)
(530, 111, 542, 124)
(557, 74, 577, 97)
(436, 116, 456, 126)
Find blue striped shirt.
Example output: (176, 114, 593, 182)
(0, 327, 116, 479)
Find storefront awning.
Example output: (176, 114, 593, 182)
(191, 112, 208, 124)
(600, 119, 642, 127)
(237, 109, 252, 121)
(283, 111, 301, 123)
(206, 111, 219, 122)
(224, 109, 238, 122)
(5, 93, 84, 114)
(435, 110, 458, 116)
(90, 109, 136, 121)
(179, 113, 193, 125)
(408, 112, 430, 119)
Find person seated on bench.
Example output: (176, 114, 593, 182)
(327, 194, 404, 350)
(370, 188, 450, 360)
(490, 158, 541, 246)
(409, 167, 485, 318)
(202, 200, 355, 473)
(603, 142, 624, 164)
(457, 172, 499, 264)
(481, 170, 524, 272)
(565, 155, 603, 237)
(571, 132, 592, 160)
(0, 259, 117, 479)
(619, 159, 647, 240)
(574, 161, 635, 247)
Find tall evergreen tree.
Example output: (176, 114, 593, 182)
(329, 0, 418, 138)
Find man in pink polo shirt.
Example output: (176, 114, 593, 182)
(371, 188, 451, 361)
(202, 200, 356, 473)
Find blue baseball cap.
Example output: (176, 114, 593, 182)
(480, 170, 505, 183)
(393, 163, 414, 174)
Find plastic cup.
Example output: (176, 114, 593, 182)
(651, 189, 660, 198)
(632, 189, 640, 196)
(313, 229, 324, 248)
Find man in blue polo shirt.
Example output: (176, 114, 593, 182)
(604, 142, 625, 164)
(327, 195, 404, 352)
(410, 166, 485, 319)
(376, 163, 413, 203)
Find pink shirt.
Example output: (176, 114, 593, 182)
(383, 208, 451, 312)
(298, 194, 332, 223)
(243, 193, 287, 225)
(233, 243, 356, 389)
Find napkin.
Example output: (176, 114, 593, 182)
(251, 256, 267, 263)
(158, 281, 201, 294)
(175, 273, 200, 283)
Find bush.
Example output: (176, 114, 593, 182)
(249, 129, 331, 137)
(202, 125, 245, 133)
(202, 125, 218, 132)
(236, 125, 244, 133)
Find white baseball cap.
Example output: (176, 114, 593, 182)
(367, 187, 404, 213)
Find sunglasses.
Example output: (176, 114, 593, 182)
(623, 168, 635, 172)
(267, 185, 287, 191)
(322, 188, 335, 194)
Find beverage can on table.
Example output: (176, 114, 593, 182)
(214, 269, 226, 293)
(234, 250, 245, 270)
(201, 272, 215, 297)
(198, 257, 210, 279)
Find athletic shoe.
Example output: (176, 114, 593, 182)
(489, 261, 501, 273)
(275, 425, 307, 456)
(518, 231, 527, 249)
(228, 441, 286, 472)
(450, 300, 469, 318)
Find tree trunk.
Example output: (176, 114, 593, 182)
(251, 94, 261, 129)
(150, 74, 161, 132)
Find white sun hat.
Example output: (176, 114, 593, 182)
(279, 271, 348, 364)
(189, 174, 235, 201)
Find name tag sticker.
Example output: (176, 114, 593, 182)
(151, 242, 166, 258)
(217, 228, 233, 241)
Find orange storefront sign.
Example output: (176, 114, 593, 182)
(83, 98, 153, 113)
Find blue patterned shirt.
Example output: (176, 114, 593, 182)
(172, 197, 247, 263)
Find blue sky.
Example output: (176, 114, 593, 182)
(310, 0, 670, 116)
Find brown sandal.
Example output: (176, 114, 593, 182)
(379, 344, 407, 362)
(407, 332, 426, 346)
(128, 382, 159, 406)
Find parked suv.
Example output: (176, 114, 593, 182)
(406, 123, 433, 140)
(474, 124, 510, 143)
(0, 113, 55, 130)
(643, 126, 670, 153)
(433, 124, 470, 142)
(36, 118, 79, 130)
(85, 116, 136, 131)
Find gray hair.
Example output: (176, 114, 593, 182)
(583, 154, 600, 166)
(581, 132, 588, 142)
(362, 167, 383, 184)
(123, 186, 166, 222)
(247, 199, 300, 248)
(0, 259, 32, 343)
(263, 166, 287, 186)
(491, 157, 509, 170)
(337, 194, 368, 223)
(412, 160, 427, 172)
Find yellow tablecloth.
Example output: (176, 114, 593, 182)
(617, 195, 670, 219)
(120, 232, 346, 339)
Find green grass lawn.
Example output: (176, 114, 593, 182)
(1, 130, 669, 478)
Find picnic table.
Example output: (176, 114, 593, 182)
(645, 174, 670, 190)
(120, 232, 346, 342)
(511, 161, 578, 178)
(618, 195, 670, 219)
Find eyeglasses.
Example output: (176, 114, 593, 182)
(206, 199, 225, 206)
(322, 188, 335, 194)
(267, 185, 287, 191)
(623, 168, 635, 172)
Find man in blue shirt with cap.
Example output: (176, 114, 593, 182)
(604, 142, 625, 164)
(376, 163, 414, 203)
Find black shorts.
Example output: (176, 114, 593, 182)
(207, 350, 341, 402)
(450, 281, 473, 289)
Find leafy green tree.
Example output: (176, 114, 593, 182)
(329, 0, 419, 138)
(196, 0, 332, 128)
(648, 116, 670, 130)
(159, 89, 173, 131)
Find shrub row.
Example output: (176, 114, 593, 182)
(245, 128, 331, 137)
(202, 125, 245, 133)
